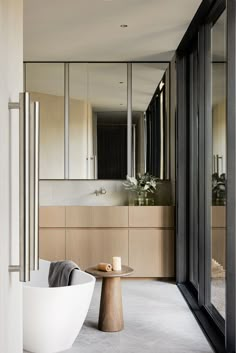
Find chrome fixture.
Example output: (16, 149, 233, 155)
(95, 187, 107, 196)
(8, 92, 40, 282)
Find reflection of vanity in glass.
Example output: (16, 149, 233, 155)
(25, 62, 170, 182)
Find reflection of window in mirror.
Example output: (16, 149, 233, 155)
(210, 9, 227, 319)
(132, 63, 170, 180)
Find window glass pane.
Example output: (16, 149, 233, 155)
(211, 9, 227, 318)
(132, 63, 170, 180)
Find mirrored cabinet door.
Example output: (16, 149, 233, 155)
(25, 62, 170, 181)
(69, 63, 128, 179)
(69, 64, 88, 179)
(25, 63, 65, 179)
(88, 63, 127, 180)
(132, 63, 170, 180)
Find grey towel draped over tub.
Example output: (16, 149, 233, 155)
(48, 260, 80, 287)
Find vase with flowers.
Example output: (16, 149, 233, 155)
(123, 173, 159, 206)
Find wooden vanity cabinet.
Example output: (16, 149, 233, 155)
(66, 206, 128, 228)
(39, 228, 66, 261)
(39, 206, 175, 277)
(211, 206, 226, 268)
(66, 229, 128, 270)
(39, 206, 66, 261)
(128, 207, 174, 277)
(129, 229, 174, 277)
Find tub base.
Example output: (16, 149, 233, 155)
(23, 260, 95, 353)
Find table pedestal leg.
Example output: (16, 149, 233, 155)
(98, 277, 124, 332)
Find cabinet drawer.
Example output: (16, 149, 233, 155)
(212, 229, 226, 268)
(39, 206, 66, 228)
(66, 229, 128, 270)
(39, 228, 66, 261)
(211, 206, 226, 228)
(129, 206, 174, 228)
(66, 206, 128, 228)
(129, 229, 175, 277)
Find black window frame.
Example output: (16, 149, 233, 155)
(176, 0, 236, 352)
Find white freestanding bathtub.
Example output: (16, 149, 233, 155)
(23, 260, 95, 353)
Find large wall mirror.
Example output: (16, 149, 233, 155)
(25, 62, 170, 180)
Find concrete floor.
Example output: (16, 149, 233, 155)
(211, 278, 226, 318)
(62, 279, 214, 353)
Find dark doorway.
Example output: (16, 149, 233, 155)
(97, 124, 127, 179)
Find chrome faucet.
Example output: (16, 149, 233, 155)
(95, 187, 107, 196)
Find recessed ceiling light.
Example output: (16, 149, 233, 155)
(120, 24, 128, 28)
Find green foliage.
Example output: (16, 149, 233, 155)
(123, 173, 159, 194)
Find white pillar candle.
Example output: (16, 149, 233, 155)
(112, 256, 122, 271)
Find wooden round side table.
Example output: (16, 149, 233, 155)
(86, 265, 134, 332)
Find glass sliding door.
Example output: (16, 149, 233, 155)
(188, 40, 199, 291)
(209, 9, 227, 319)
(176, 0, 236, 350)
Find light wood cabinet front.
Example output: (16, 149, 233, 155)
(212, 206, 226, 228)
(129, 229, 175, 277)
(212, 229, 226, 268)
(39, 228, 66, 261)
(39, 206, 66, 228)
(66, 206, 128, 228)
(66, 229, 129, 270)
(129, 206, 174, 228)
(211, 206, 226, 268)
(39, 205, 175, 277)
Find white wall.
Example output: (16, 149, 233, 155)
(0, 1, 23, 352)
(39, 179, 173, 206)
(40, 180, 128, 206)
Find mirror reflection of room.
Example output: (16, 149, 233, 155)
(211, 9, 226, 319)
(25, 62, 170, 184)
(132, 63, 170, 180)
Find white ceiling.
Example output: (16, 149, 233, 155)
(23, 0, 202, 61)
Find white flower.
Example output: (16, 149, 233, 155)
(150, 180, 157, 188)
(127, 176, 137, 186)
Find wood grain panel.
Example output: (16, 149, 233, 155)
(129, 229, 175, 277)
(39, 206, 66, 228)
(66, 206, 128, 228)
(212, 229, 226, 268)
(129, 206, 174, 228)
(39, 228, 65, 261)
(66, 229, 128, 270)
(211, 206, 226, 228)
